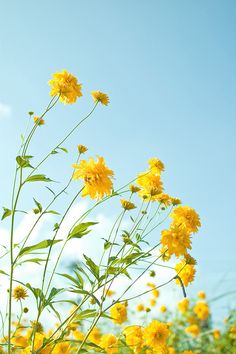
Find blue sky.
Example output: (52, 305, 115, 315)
(0, 0, 236, 318)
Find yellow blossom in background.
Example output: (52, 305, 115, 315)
(178, 298, 190, 314)
(48, 70, 82, 104)
(212, 329, 221, 339)
(185, 324, 200, 337)
(73, 156, 114, 199)
(150, 298, 157, 307)
(124, 326, 143, 354)
(160, 246, 171, 262)
(110, 302, 127, 325)
(129, 184, 141, 193)
(73, 330, 85, 341)
(182, 351, 197, 354)
(105, 289, 116, 297)
(148, 158, 165, 174)
(137, 171, 164, 201)
(13, 286, 28, 301)
(100, 334, 118, 354)
(160, 305, 167, 313)
(77, 144, 88, 154)
(197, 290, 206, 299)
(193, 301, 209, 320)
(136, 303, 145, 312)
(143, 320, 170, 348)
(170, 197, 181, 206)
(229, 326, 236, 339)
(152, 289, 160, 298)
(91, 91, 109, 105)
(161, 224, 191, 257)
(33, 116, 45, 126)
(52, 342, 71, 353)
(175, 260, 196, 286)
(120, 199, 136, 210)
(171, 206, 201, 233)
(168, 347, 176, 354)
(88, 327, 101, 344)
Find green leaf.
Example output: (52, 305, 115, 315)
(46, 210, 60, 215)
(33, 198, 42, 213)
(16, 156, 33, 168)
(59, 147, 68, 153)
(0, 270, 8, 276)
(18, 239, 62, 258)
(83, 255, 99, 279)
(1, 207, 12, 220)
(75, 309, 97, 320)
(25, 174, 53, 183)
(19, 258, 46, 265)
(53, 223, 59, 231)
(68, 222, 98, 240)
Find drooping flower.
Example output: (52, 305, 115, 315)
(99, 334, 118, 354)
(120, 199, 136, 210)
(161, 224, 191, 257)
(72, 156, 114, 199)
(77, 144, 88, 154)
(48, 70, 82, 104)
(143, 320, 170, 348)
(110, 302, 127, 324)
(13, 286, 28, 301)
(129, 184, 141, 193)
(171, 206, 201, 233)
(175, 260, 196, 286)
(91, 91, 109, 105)
(33, 116, 45, 126)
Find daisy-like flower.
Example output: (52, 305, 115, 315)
(137, 171, 164, 201)
(171, 206, 201, 233)
(77, 144, 88, 154)
(48, 70, 82, 104)
(143, 320, 170, 348)
(99, 334, 118, 354)
(161, 224, 191, 257)
(120, 199, 136, 210)
(175, 260, 196, 287)
(13, 286, 28, 301)
(91, 91, 109, 105)
(72, 156, 114, 200)
(110, 303, 127, 325)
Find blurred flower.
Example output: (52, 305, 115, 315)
(33, 116, 45, 126)
(143, 320, 169, 347)
(91, 91, 109, 105)
(193, 301, 209, 320)
(100, 334, 118, 354)
(185, 324, 200, 337)
(120, 199, 136, 210)
(110, 303, 127, 325)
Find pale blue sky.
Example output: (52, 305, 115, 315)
(0, 0, 236, 318)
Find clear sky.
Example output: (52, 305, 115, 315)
(0, 0, 236, 318)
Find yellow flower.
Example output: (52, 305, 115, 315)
(136, 303, 145, 312)
(148, 158, 165, 174)
(129, 184, 141, 193)
(156, 193, 172, 207)
(52, 342, 71, 353)
(177, 298, 189, 314)
(197, 291, 206, 299)
(182, 351, 197, 354)
(73, 330, 85, 341)
(185, 324, 200, 337)
(161, 224, 191, 257)
(212, 329, 220, 339)
(13, 286, 28, 301)
(77, 144, 88, 154)
(48, 70, 82, 104)
(171, 206, 201, 233)
(110, 302, 127, 324)
(73, 156, 114, 199)
(152, 289, 160, 298)
(160, 246, 171, 262)
(33, 116, 45, 126)
(175, 261, 196, 287)
(137, 171, 164, 201)
(193, 301, 209, 320)
(229, 326, 236, 339)
(143, 320, 170, 348)
(124, 326, 143, 354)
(105, 289, 116, 297)
(170, 197, 181, 206)
(91, 91, 109, 105)
(184, 253, 197, 265)
(88, 327, 101, 344)
(100, 334, 118, 354)
(150, 298, 157, 307)
(120, 199, 136, 210)
(160, 305, 167, 313)
(168, 347, 176, 354)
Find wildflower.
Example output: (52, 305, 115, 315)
(168, 347, 176, 354)
(160, 246, 171, 262)
(136, 303, 145, 312)
(184, 253, 197, 265)
(100, 334, 118, 354)
(152, 289, 160, 298)
(73, 156, 114, 199)
(33, 116, 45, 126)
(143, 320, 170, 348)
(124, 326, 143, 354)
(110, 302, 127, 324)
(148, 158, 165, 174)
(160, 305, 167, 313)
(170, 197, 181, 206)
(175, 260, 196, 287)
(185, 324, 200, 337)
(48, 70, 82, 104)
(52, 342, 71, 353)
(178, 298, 189, 314)
(129, 184, 141, 193)
(91, 91, 109, 105)
(161, 224, 191, 257)
(147, 282, 156, 288)
(30, 321, 44, 333)
(13, 286, 28, 301)
(171, 206, 201, 233)
(150, 298, 157, 307)
(77, 144, 88, 154)
(182, 351, 197, 354)
(193, 301, 209, 320)
(137, 171, 163, 201)
(88, 327, 101, 344)
(212, 329, 221, 339)
(197, 291, 206, 299)
(105, 289, 116, 297)
(156, 193, 172, 207)
(120, 199, 136, 210)
(229, 326, 236, 339)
